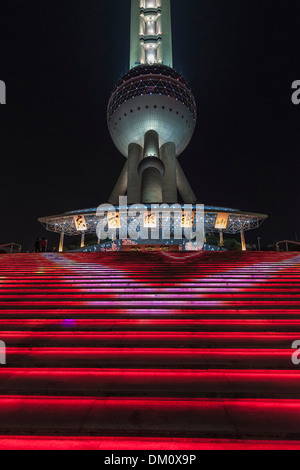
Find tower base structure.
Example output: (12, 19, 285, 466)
(39, 205, 267, 253)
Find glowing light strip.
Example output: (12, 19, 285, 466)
(0, 436, 298, 450)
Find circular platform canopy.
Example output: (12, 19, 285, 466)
(38, 206, 267, 237)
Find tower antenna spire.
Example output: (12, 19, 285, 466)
(108, 0, 197, 206)
(130, 0, 173, 69)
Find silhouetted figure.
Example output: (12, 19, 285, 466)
(34, 238, 41, 253)
(41, 238, 48, 253)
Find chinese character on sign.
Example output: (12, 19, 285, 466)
(107, 212, 120, 229)
(74, 215, 87, 231)
(144, 212, 157, 228)
(215, 213, 229, 230)
(181, 212, 194, 228)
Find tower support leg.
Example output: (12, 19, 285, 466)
(109, 161, 128, 205)
(176, 161, 197, 204)
(161, 142, 177, 203)
(127, 143, 143, 204)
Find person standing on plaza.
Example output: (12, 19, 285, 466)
(34, 238, 41, 253)
(41, 238, 48, 253)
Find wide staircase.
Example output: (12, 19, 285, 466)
(0, 251, 300, 450)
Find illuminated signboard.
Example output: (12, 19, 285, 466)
(74, 215, 87, 232)
(181, 211, 194, 228)
(215, 213, 229, 230)
(107, 212, 120, 229)
(143, 212, 157, 228)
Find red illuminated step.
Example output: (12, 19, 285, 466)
(3, 347, 298, 369)
(0, 436, 299, 450)
(1, 319, 300, 332)
(2, 281, 300, 288)
(0, 252, 300, 449)
(0, 369, 300, 399)
(0, 396, 300, 440)
(2, 287, 300, 294)
(1, 310, 300, 321)
(0, 331, 299, 348)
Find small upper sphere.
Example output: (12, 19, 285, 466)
(107, 65, 197, 158)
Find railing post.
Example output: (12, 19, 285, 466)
(59, 232, 65, 253)
(241, 230, 246, 251)
(81, 232, 85, 248)
(219, 230, 224, 247)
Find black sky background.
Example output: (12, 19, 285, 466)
(0, 0, 299, 251)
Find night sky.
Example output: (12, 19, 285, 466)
(0, 0, 299, 251)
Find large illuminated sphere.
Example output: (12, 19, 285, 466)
(107, 65, 197, 158)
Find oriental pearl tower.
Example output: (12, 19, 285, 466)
(107, 0, 197, 206)
(38, 0, 268, 250)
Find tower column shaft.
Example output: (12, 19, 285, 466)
(144, 130, 160, 158)
(176, 161, 197, 204)
(139, 130, 164, 203)
(160, 0, 173, 68)
(130, 0, 142, 68)
(127, 143, 143, 204)
(141, 167, 163, 203)
(161, 142, 177, 203)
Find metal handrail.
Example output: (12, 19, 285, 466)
(0, 243, 22, 253)
(276, 240, 300, 251)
